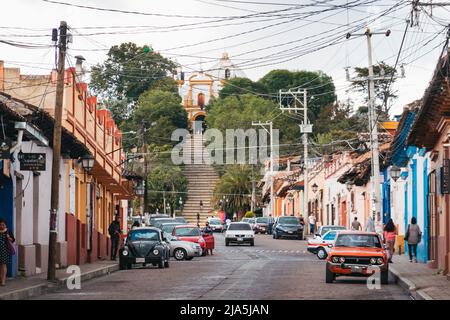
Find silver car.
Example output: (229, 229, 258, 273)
(164, 233, 202, 261)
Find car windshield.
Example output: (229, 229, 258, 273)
(335, 234, 382, 248)
(323, 231, 337, 241)
(174, 227, 201, 237)
(153, 218, 174, 225)
(321, 226, 345, 236)
(256, 217, 269, 223)
(247, 218, 255, 223)
(161, 224, 181, 233)
(128, 229, 160, 242)
(228, 223, 252, 231)
(278, 217, 299, 225)
(174, 217, 187, 223)
(209, 219, 222, 225)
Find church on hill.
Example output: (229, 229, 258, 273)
(177, 53, 246, 134)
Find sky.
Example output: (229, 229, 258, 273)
(1, 0, 449, 117)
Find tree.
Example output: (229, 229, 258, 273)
(258, 69, 336, 120)
(213, 165, 253, 217)
(90, 42, 177, 122)
(219, 77, 268, 98)
(351, 61, 398, 117)
(132, 89, 188, 146)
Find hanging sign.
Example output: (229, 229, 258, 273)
(18, 152, 46, 171)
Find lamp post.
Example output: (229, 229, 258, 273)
(390, 165, 401, 182)
(178, 197, 183, 219)
(80, 154, 95, 258)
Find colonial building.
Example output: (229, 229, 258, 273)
(177, 53, 245, 133)
(0, 60, 132, 272)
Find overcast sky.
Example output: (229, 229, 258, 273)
(2, 0, 449, 117)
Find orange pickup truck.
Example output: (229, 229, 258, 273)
(325, 231, 389, 284)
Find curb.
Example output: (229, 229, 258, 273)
(0, 263, 119, 300)
(389, 267, 433, 300)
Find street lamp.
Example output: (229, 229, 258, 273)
(135, 182, 145, 196)
(80, 154, 95, 172)
(312, 183, 318, 194)
(346, 181, 353, 192)
(390, 165, 401, 182)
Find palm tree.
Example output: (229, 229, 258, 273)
(213, 165, 254, 218)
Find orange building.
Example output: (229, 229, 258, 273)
(0, 61, 132, 266)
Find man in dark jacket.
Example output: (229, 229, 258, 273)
(108, 215, 121, 260)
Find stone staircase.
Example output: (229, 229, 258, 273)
(181, 134, 220, 225)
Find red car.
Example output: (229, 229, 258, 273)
(172, 225, 214, 256)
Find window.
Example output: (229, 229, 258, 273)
(323, 231, 337, 241)
(128, 229, 160, 241)
(278, 217, 299, 225)
(228, 223, 251, 231)
(335, 234, 382, 248)
(174, 227, 201, 236)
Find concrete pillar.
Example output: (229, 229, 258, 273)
(35, 243, 48, 274)
(18, 244, 36, 276)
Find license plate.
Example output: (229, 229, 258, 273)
(237, 238, 243, 241)
(136, 258, 145, 263)
(351, 266, 363, 273)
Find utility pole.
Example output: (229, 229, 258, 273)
(346, 28, 405, 233)
(142, 124, 148, 214)
(279, 89, 312, 227)
(252, 121, 273, 217)
(48, 21, 68, 281)
(251, 164, 256, 212)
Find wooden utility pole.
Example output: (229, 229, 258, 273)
(48, 21, 67, 281)
(142, 124, 148, 214)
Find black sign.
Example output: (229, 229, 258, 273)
(0, 140, 11, 160)
(18, 152, 46, 171)
(441, 159, 450, 194)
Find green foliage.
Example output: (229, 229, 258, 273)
(132, 89, 188, 146)
(213, 165, 253, 214)
(90, 42, 176, 123)
(146, 164, 187, 214)
(219, 77, 268, 98)
(351, 61, 397, 116)
(244, 211, 255, 218)
(258, 69, 336, 120)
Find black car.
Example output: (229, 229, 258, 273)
(272, 216, 304, 240)
(119, 227, 170, 270)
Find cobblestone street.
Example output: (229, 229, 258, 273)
(33, 234, 410, 300)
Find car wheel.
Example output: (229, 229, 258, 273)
(158, 259, 165, 269)
(127, 263, 132, 270)
(381, 268, 389, 285)
(164, 258, 170, 268)
(250, 240, 255, 247)
(174, 248, 187, 261)
(185, 256, 194, 261)
(317, 248, 327, 260)
(325, 263, 335, 283)
(225, 240, 230, 246)
(119, 260, 126, 270)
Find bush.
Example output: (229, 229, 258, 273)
(244, 211, 255, 218)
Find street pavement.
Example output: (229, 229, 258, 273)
(32, 234, 411, 300)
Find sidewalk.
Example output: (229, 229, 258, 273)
(389, 254, 450, 300)
(0, 260, 119, 300)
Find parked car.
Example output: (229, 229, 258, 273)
(207, 217, 225, 232)
(241, 218, 256, 230)
(307, 230, 339, 259)
(119, 227, 170, 270)
(149, 214, 170, 226)
(316, 225, 346, 238)
(164, 232, 202, 260)
(325, 231, 389, 284)
(172, 225, 211, 255)
(225, 222, 255, 246)
(174, 217, 188, 224)
(272, 216, 304, 240)
(160, 222, 184, 234)
(254, 217, 269, 234)
(152, 218, 176, 229)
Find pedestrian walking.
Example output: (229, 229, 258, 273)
(365, 215, 376, 232)
(383, 219, 396, 263)
(351, 217, 362, 231)
(267, 214, 274, 235)
(0, 218, 15, 286)
(108, 215, 121, 261)
(405, 217, 422, 263)
(308, 214, 316, 234)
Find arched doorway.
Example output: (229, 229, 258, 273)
(193, 114, 206, 135)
